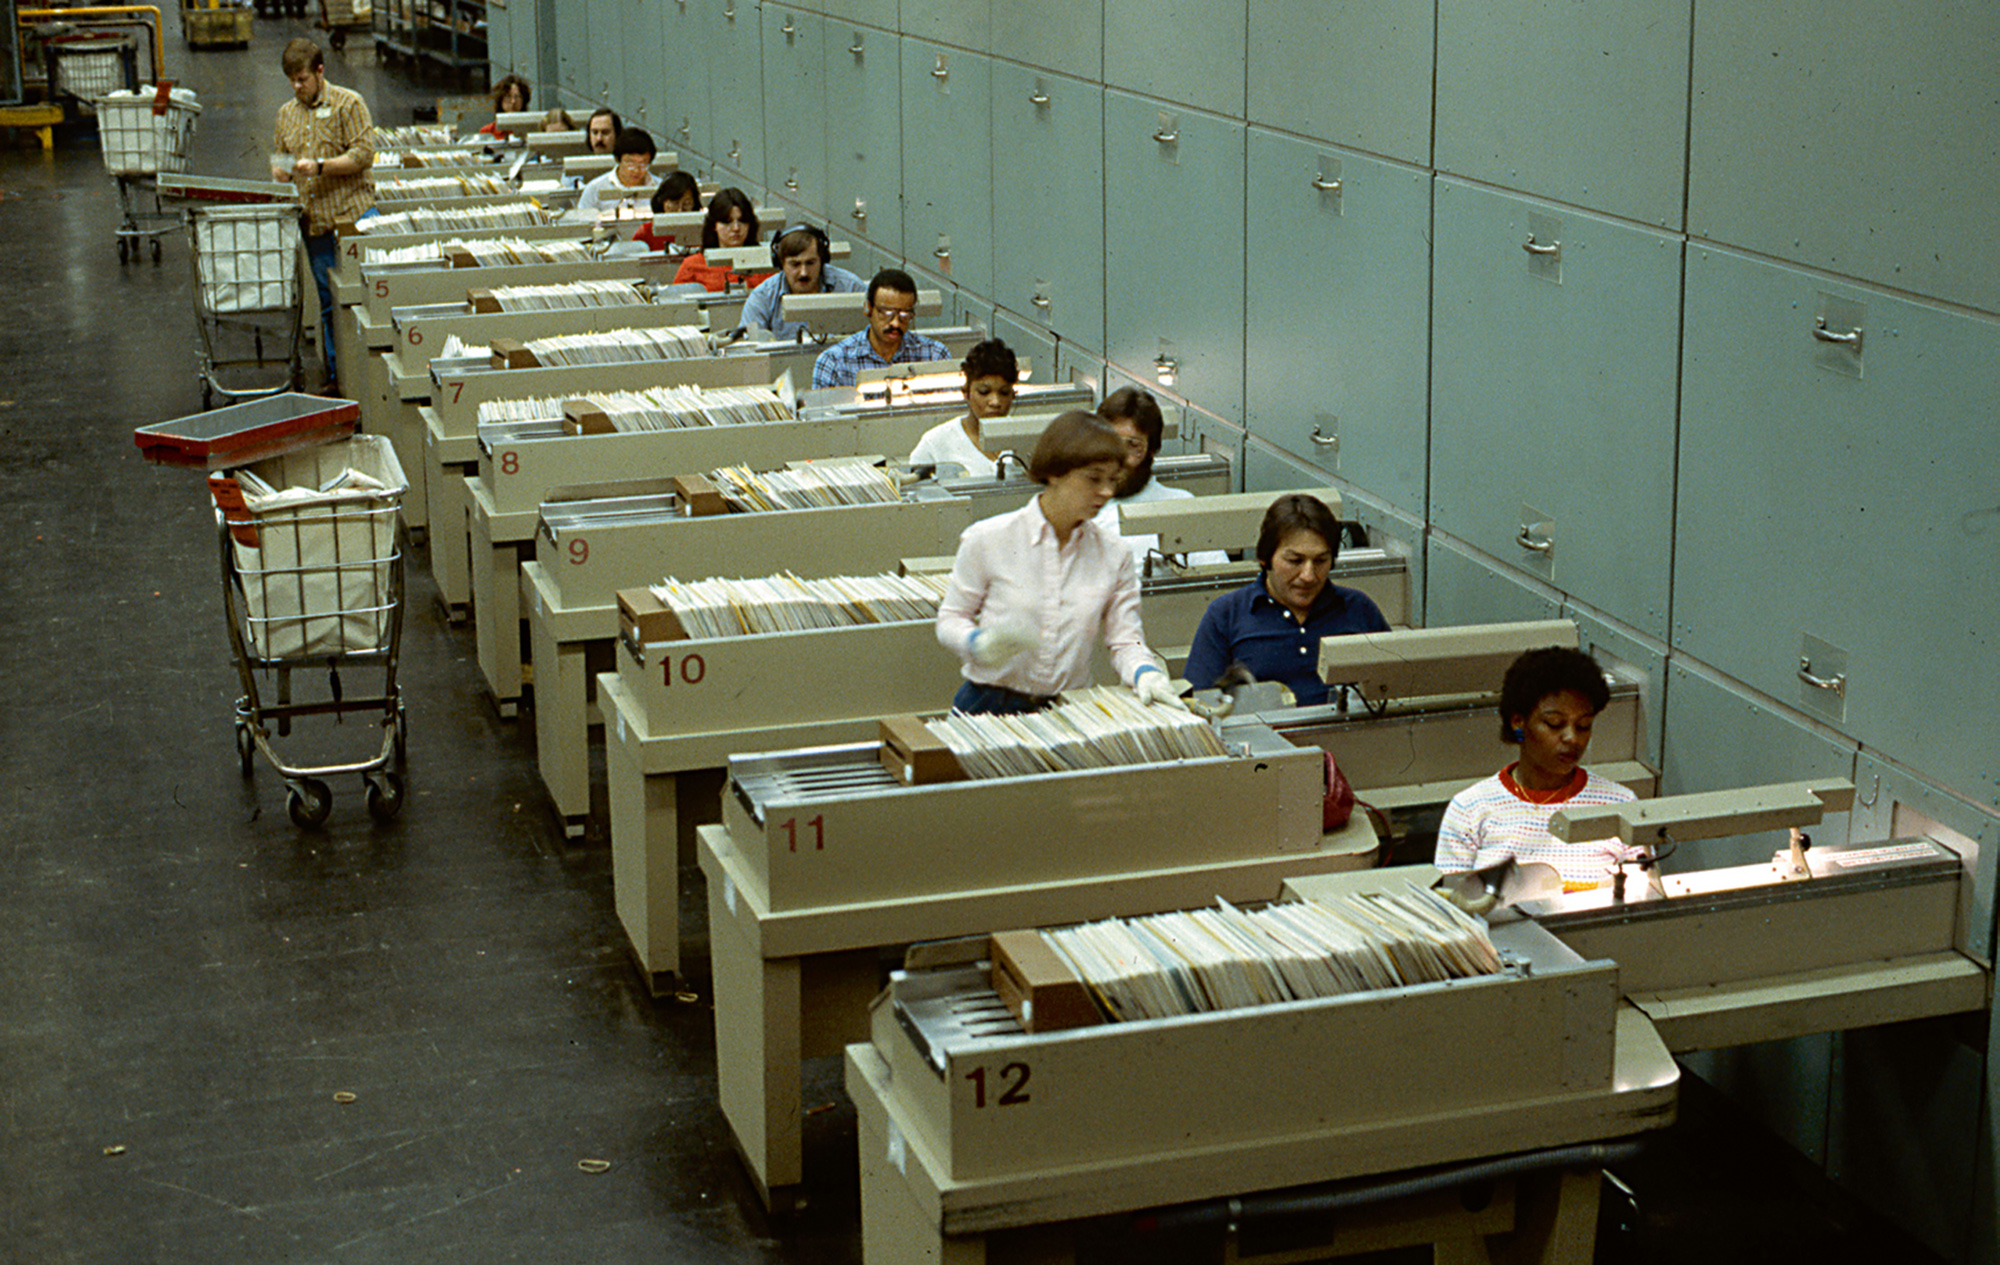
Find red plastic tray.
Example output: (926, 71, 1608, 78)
(134, 394, 361, 470)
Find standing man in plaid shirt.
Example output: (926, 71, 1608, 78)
(274, 37, 376, 394)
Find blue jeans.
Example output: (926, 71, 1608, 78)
(952, 681, 1057, 715)
(304, 206, 377, 382)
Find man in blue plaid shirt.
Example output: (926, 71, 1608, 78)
(810, 268, 950, 388)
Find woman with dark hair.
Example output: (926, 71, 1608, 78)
(1180, 494, 1389, 704)
(1434, 646, 1641, 891)
(479, 75, 532, 140)
(936, 412, 1183, 715)
(632, 171, 701, 252)
(541, 108, 576, 133)
(672, 188, 768, 291)
(906, 339, 1018, 474)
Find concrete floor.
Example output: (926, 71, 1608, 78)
(0, 13, 1955, 1264)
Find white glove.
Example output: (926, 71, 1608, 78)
(1133, 669, 1188, 711)
(969, 620, 1037, 668)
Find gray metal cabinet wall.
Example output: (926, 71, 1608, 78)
(1676, 245, 2000, 812)
(708, 0, 765, 182)
(555, 2, 589, 99)
(1105, 0, 1244, 120)
(1244, 130, 1429, 520)
(657, 0, 711, 164)
(1430, 178, 1680, 642)
(823, 26, 902, 255)
(619, 0, 659, 139)
(1104, 93, 1245, 426)
(1246, 0, 1433, 166)
(989, 65, 1104, 355)
(1688, 2, 2000, 315)
(991, 0, 1099, 83)
(1435, 0, 1691, 230)
(761, 6, 826, 216)
(899, 41, 992, 300)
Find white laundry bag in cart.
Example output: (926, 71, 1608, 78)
(194, 205, 303, 314)
(227, 434, 406, 660)
(95, 85, 201, 175)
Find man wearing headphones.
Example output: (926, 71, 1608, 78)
(739, 224, 865, 339)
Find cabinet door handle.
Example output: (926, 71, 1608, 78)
(932, 60, 949, 80)
(1522, 235, 1560, 256)
(1029, 90, 1050, 106)
(1797, 658, 1847, 696)
(1030, 292, 1051, 311)
(723, 4, 735, 20)
(933, 246, 951, 261)
(1516, 527, 1554, 554)
(851, 200, 867, 221)
(781, 17, 794, 34)
(849, 39, 865, 54)
(784, 173, 799, 192)
(1152, 126, 1179, 144)
(1311, 174, 1341, 193)
(1310, 429, 1337, 448)
(1812, 317, 1863, 352)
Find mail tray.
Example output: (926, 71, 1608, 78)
(135, 394, 360, 469)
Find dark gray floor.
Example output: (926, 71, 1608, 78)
(0, 15, 1953, 1265)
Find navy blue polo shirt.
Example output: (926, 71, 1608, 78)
(1182, 577, 1390, 706)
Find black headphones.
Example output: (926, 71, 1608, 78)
(770, 223, 831, 269)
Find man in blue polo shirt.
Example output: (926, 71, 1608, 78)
(810, 268, 949, 388)
(740, 225, 866, 340)
(1181, 493, 1389, 706)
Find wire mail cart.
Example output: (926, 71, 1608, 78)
(185, 198, 306, 408)
(95, 84, 200, 264)
(213, 431, 409, 828)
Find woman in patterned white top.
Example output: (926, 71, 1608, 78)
(1434, 646, 1641, 892)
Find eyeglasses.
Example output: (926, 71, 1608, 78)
(873, 306, 916, 325)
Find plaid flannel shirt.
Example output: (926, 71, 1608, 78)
(274, 81, 376, 236)
(809, 328, 949, 389)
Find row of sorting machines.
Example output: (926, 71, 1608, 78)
(315, 128, 1993, 1262)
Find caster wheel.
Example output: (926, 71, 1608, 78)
(286, 778, 333, 829)
(152, 239, 162, 264)
(235, 722, 255, 777)
(365, 772, 404, 822)
(117, 238, 129, 264)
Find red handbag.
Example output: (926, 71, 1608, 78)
(1322, 750, 1355, 831)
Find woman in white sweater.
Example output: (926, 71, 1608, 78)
(907, 339, 1018, 477)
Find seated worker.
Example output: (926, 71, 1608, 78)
(541, 108, 576, 132)
(584, 107, 622, 154)
(575, 127, 656, 218)
(936, 412, 1185, 716)
(810, 268, 950, 388)
(1434, 646, 1641, 893)
(907, 339, 1017, 474)
(673, 188, 770, 290)
(738, 225, 866, 340)
(478, 75, 531, 140)
(633, 171, 701, 252)
(1181, 494, 1389, 705)
(1090, 387, 1230, 568)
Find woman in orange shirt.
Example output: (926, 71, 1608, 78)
(672, 188, 771, 292)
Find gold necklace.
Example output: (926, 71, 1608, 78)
(1512, 767, 1570, 805)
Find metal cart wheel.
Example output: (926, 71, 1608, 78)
(235, 720, 255, 776)
(393, 701, 409, 769)
(118, 238, 130, 264)
(286, 777, 333, 828)
(152, 238, 163, 264)
(364, 772, 404, 822)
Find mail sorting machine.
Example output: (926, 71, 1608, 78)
(845, 783, 1990, 1264)
(526, 405, 1194, 831)
(370, 293, 706, 533)
(695, 711, 1383, 1210)
(690, 614, 1589, 1210)
(525, 404, 1128, 835)
(600, 488, 1410, 990)
(471, 367, 1067, 733)
(461, 294, 981, 706)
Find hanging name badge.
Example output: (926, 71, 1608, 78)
(315, 105, 333, 119)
